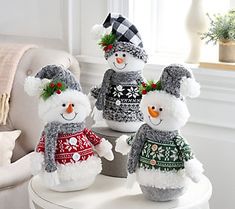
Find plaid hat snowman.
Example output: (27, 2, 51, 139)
(92, 13, 148, 62)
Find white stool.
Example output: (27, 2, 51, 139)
(28, 174, 212, 209)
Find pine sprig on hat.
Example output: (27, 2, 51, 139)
(139, 80, 161, 95)
(99, 33, 116, 52)
(41, 80, 67, 100)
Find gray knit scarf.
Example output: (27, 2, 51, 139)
(44, 122, 85, 173)
(95, 69, 142, 110)
(127, 124, 179, 173)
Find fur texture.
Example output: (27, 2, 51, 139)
(107, 52, 145, 72)
(140, 91, 190, 131)
(38, 90, 91, 123)
(140, 185, 184, 202)
(106, 120, 142, 133)
(24, 77, 50, 96)
(95, 138, 114, 161)
(40, 156, 102, 191)
(115, 135, 131, 155)
(30, 152, 44, 175)
(136, 168, 187, 189)
(180, 77, 200, 98)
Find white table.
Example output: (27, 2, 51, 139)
(28, 174, 212, 209)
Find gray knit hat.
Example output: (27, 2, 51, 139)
(92, 13, 148, 62)
(35, 65, 81, 91)
(160, 64, 200, 99)
(24, 65, 82, 99)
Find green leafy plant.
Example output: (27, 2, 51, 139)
(139, 80, 161, 95)
(201, 9, 235, 44)
(41, 80, 67, 100)
(99, 33, 116, 51)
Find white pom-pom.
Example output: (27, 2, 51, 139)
(126, 173, 137, 189)
(24, 77, 50, 97)
(24, 76, 42, 96)
(91, 24, 106, 40)
(180, 77, 200, 98)
(115, 135, 131, 155)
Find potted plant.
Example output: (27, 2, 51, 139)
(201, 9, 235, 63)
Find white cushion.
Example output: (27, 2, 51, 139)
(0, 130, 21, 166)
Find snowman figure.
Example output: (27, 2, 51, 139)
(116, 64, 204, 201)
(91, 13, 148, 132)
(24, 65, 113, 192)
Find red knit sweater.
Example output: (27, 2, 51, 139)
(36, 128, 102, 165)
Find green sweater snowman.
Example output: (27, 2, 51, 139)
(116, 64, 204, 202)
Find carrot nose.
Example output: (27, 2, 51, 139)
(66, 104, 73, 114)
(148, 106, 159, 118)
(116, 57, 124, 64)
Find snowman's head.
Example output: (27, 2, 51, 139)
(140, 91, 190, 131)
(107, 51, 145, 72)
(24, 65, 89, 124)
(38, 89, 91, 124)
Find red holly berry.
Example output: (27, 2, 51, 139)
(104, 44, 113, 51)
(151, 83, 157, 89)
(142, 90, 147, 95)
(50, 83, 55, 88)
(57, 82, 62, 88)
(56, 89, 61, 94)
(142, 82, 147, 87)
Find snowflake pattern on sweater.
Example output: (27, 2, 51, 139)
(139, 136, 194, 172)
(36, 128, 102, 165)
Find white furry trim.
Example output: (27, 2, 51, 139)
(42, 170, 60, 187)
(136, 168, 188, 189)
(180, 77, 200, 98)
(30, 152, 44, 175)
(91, 24, 106, 40)
(126, 173, 137, 189)
(95, 139, 114, 161)
(184, 158, 204, 183)
(41, 156, 102, 185)
(105, 120, 142, 132)
(24, 76, 50, 96)
(115, 135, 131, 155)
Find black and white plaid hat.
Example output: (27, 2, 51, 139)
(93, 13, 148, 62)
(103, 13, 143, 48)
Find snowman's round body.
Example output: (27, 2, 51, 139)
(127, 87, 203, 201)
(93, 50, 145, 132)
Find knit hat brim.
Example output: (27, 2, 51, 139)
(104, 41, 148, 63)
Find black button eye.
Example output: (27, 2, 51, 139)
(159, 108, 163, 111)
(123, 54, 126, 57)
(72, 104, 75, 107)
(115, 53, 118, 57)
(62, 104, 66, 107)
(151, 106, 155, 110)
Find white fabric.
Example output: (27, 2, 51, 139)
(136, 168, 188, 189)
(0, 153, 32, 189)
(0, 130, 21, 166)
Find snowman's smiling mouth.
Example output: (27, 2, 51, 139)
(148, 116, 163, 126)
(113, 62, 128, 70)
(61, 113, 78, 121)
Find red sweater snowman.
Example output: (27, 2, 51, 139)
(24, 65, 114, 192)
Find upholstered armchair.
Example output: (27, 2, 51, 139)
(0, 48, 80, 209)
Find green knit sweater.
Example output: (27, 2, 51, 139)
(138, 136, 193, 172)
